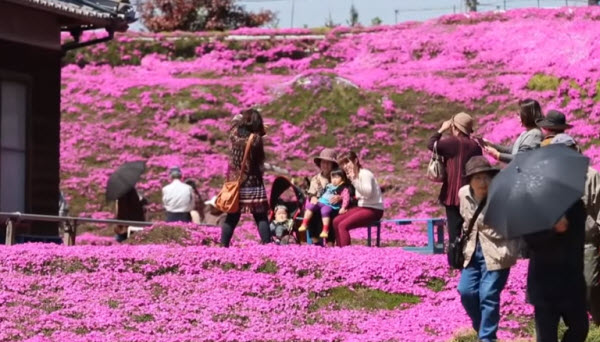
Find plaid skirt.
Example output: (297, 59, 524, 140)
(239, 174, 269, 214)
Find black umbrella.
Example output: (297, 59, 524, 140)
(106, 161, 146, 201)
(483, 144, 589, 239)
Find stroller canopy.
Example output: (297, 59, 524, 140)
(269, 176, 306, 219)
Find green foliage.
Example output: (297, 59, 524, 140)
(371, 17, 383, 26)
(309, 56, 341, 69)
(310, 285, 420, 311)
(587, 324, 600, 341)
(108, 299, 120, 309)
(324, 12, 339, 28)
(261, 75, 371, 148)
(389, 89, 468, 124)
(256, 259, 279, 274)
(263, 76, 361, 122)
(425, 277, 447, 292)
(74, 327, 89, 335)
(527, 73, 560, 91)
(132, 313, 155, 323)
(448, 331, 478, 342)
(594, 82, 600, 102)
(212, 313, 250, 326)
(125, 226, 191, 245)
(348, 5, 360, 27)
(40, 298, 63, 313)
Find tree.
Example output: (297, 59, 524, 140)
(138, 0, 275, 32)
(465, 0, 478, 12)
(347, 4, 359, 27)
(324, 11, 338, 28)
(371, 16, 382, 26)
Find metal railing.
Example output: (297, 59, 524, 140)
(0, 212, 156, 246)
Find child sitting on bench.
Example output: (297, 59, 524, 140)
(298, 169, 353, 239)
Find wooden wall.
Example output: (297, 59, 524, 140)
(0, 39, 61, 236)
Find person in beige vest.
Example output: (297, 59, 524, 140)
(457, 156, 519, 342)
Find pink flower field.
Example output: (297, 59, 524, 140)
(0, 244, 532, 342)
(6, 6, 600, 341)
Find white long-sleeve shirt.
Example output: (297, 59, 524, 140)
(352, 168, 384, 210)
(162, 180, 194, 213)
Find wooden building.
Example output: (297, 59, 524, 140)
(0, 0, 134, 241)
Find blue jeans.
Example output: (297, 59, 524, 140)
(458, 243, 510, 342)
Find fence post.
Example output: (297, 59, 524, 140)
(64, 220, 77, 246)
(5, 220, 15, 246)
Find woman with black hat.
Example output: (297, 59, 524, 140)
(456, 156, 518, 342)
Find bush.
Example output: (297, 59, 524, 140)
(527, 73, 560, 91)
(138, 0, 276, 32)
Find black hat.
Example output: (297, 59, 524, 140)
(535, 110, 573, 130)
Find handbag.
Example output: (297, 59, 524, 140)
(427, 142, 446, 183)
(215, 134, 255, 213)
(447, 198, 487, 270)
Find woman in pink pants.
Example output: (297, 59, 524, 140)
(333, 151, 384, 247)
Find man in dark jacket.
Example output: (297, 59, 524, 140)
(524, 200, 588, 342)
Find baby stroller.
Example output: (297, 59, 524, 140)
(269, 176, 306, 244)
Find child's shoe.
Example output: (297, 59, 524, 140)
(298, 225, 307, 232)
(319, 230, 329, 239)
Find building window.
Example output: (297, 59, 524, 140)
(0, 80, 27, 212)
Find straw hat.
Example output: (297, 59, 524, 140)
(313, 148, 339, 168)
(452, 112, 474, 135)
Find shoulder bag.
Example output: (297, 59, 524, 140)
(215, 134, 255, 213)
(427, 141, 446, 182)
(447, 198, 486, 270)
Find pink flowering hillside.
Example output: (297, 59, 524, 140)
(61, 8, 600, 235)
(61, 7, 600, 246)
(3, 7, 594, 342)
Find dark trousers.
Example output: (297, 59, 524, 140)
(534, 301, 588, 342)
(166, 212, 192, 223)
(584, 243, 600, 324)
(445, 205, 464, 242)
(221, 211, 270, 247)
(115, 233, 128, 242)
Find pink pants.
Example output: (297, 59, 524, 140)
(333, 206, 384, 247)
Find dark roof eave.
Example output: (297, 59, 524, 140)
(6, 0, 133, 31)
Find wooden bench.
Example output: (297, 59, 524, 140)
(304, 217, 446, 252)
